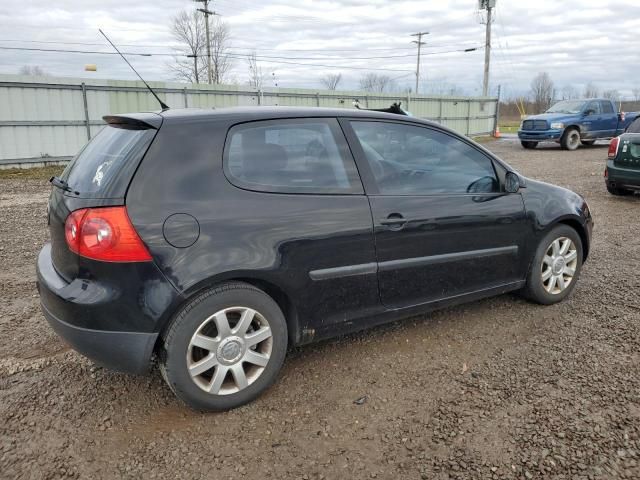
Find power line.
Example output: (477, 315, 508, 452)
(0, 37, 480, 53)
(0, 45, 481, 67)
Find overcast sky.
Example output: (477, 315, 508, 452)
(1, 0, 639, 98)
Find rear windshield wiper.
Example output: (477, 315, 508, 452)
(50, 176, 79, 195)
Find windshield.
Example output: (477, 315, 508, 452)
(61, 125, 155, 197)
(546, 100, 586, 114)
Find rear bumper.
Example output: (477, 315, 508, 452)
(40, 300, 157, 374)
(37, 243, 180, 374)
(518, 130, 563, 141)
(606, 160, 640, 190)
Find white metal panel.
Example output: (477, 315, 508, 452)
(0, 74, 497, 162)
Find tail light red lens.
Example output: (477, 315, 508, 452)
(608, 137, 620, 159)
(64, 207, 152, 262)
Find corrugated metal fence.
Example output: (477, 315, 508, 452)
(0, 74, 498, 167)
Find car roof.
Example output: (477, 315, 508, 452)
(156, 106, 436, 125)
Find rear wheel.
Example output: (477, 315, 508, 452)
(521, 141, 538, 149)
(160, 282, 288, 411)
(523, 225, 583, 305)
(561, 128, 581, 150)
(607, 184, 632, 196)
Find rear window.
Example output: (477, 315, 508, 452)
(223, 118, 363, 194)
(626, 118, 640, 134)
(61, 125, 155, 197)
(601, 101, 614, 114)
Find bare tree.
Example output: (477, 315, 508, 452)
(19, 65, 48, 76)
(359, 73, 396, 93)
(583, 82, 599, 98)
(169, 10, 206, 83)
(169, 10, 232, 84)
(633, 88, 640, 101)
(247, 52, 265, 89)
(209, 18, 232, 84)
(561, 85, 579, 100)
(530, 72, 555, 113)
(320, 73, 342, 90)
(602, 89, 620, 102)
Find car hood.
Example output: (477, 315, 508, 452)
(524, 113, 579, 122)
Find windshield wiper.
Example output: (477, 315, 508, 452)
(50, 176, 79, 195)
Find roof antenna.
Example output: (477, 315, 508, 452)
(99, 29, 170, 111)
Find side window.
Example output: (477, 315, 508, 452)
(350, 121, 499, 195)
(600, 101, 614, 114)
(224, 118, 362, 194)
(585, 101, 600, 114)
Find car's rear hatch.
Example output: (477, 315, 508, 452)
(616, 133, 640, 171)
(48, 113, 161, 280)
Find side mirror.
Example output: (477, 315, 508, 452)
(504, 172, 521, 193)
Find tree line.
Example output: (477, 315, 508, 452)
(525, 71, 638, 115)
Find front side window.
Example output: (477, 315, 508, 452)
(350, 121, 499, 195)
(584, 101, 601, 115)
(224, 118, 362, 194)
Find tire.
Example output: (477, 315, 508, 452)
(521, 141, 538, 149)
(561, 128, 581, 150)
(582, 139, 596, 146)
(522, 225, 583, 305)
(607, 185, 632, 196)
(160, 282, 288, 411)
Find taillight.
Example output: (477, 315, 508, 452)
(608, 137, 620, 159)
(64, 207, 152, 262)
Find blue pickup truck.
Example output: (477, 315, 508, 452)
(518, 99, 638, 150)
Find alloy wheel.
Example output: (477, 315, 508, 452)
(541, 237, 578, 294)
(186, 307, 273, 395)
(568, 131, 580, 149)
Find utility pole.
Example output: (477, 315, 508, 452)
(411, 31, 429, 95)
(195, 0, 215, 84)
(480, 0, 496, 97)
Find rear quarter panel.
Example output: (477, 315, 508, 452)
(125, 116, 379, 344)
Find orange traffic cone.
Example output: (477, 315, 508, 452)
(493, 125, 501, 138)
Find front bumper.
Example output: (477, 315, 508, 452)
(518, 129, 563, 141)
(606, 160, 640, 190)
(36, 243, 179, 374)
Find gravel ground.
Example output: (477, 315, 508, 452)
(1, 139, 639, 480)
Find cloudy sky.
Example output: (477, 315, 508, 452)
(1, 0, 639, 98)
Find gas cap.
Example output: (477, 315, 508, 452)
(163, 213, 200, 248)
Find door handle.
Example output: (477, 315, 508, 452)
(380, 214, 407, 229)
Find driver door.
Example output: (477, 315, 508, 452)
(343, 119, 529, 309)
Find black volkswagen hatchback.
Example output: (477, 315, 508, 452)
(37, 106, 593, 411)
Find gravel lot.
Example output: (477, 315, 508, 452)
(1, 138, 639, 480)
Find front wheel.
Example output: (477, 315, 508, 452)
(522, 225, 583, 305)
(521, 141, 538, 149)
(561, 128, 581, 150)
(160, 282, 288, 411)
